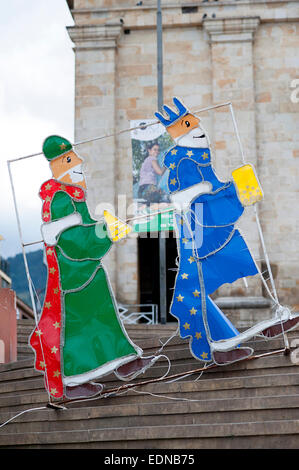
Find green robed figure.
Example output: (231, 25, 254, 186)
(30, 136, 159, 399)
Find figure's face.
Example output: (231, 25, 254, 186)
(148, 144, 160, 158)
(174, 122, 209, 149)
(50, 150, 86, 188)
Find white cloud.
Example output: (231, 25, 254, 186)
(0, 0, 75, 258)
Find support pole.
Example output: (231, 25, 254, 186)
(157, 0, 167, 324)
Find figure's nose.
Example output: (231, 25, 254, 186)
(71, 155, 83, 167)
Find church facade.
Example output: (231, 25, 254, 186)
(66, 0, 299, 325)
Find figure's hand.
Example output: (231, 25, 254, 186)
(103, 210, 132, 242)
(170, 182, 212, 212)
(232, 164, 263, 206)
(41, 213, 82, 246)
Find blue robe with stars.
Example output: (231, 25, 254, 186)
(164, 146, 258, 362)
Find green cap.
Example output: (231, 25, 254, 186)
(42, 135, 72, 161)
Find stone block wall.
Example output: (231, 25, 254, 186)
(254, 21, 299, 308)
(67, 1, 299, 310)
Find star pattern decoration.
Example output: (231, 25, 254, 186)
(60, 143, 67, 150)
(35, 329, 43, 337)
(53, 287, 59, 295)
(45, 183, 52, 191)
(53, 370, 61, 378)
(53, 321, 60, 329)
(51, 346, 58, 354)
(49, 267, 56, 275)
(73, 189, 81, 198)
(45, 302, 52, 309)
(171, 148, 178, 155)
(51, 388, 58, 396)
(164, 148, 216, 365)
(40, 361, 46, 369)
(46, 248, 54, 256)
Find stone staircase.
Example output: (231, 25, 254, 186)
(0, 319, 299, 448)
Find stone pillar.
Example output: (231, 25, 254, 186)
(67, 22, 122, 290)
(0, 288, 17, 363)
(203, 17, 264, 301)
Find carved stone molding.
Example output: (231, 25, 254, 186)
(203, 17, 261, 43)
(67, 22, 123, 50)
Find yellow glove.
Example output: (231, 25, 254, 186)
(103, 210, 132, 242)
(232, 164, 263, 206)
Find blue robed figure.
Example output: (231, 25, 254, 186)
(165, 145, 259, 364)
(155, 98, 299, 365)
(155, 98, 259, 365)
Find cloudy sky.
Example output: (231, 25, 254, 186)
(0, 0, 74, 259)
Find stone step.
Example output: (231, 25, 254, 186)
(16, 322, 299, 379)
(1, 419, 299, 449)
(17, 321, 178, 338)
(1, 365, 298, 413)
(0, 364, 298, 402)
(0, 351, 297, 394)
(2, 351, 299, 399)
(3, 321, 297, 449)
(0, 377, 45, 397)
(1, 394, 298, 435)
(0, 355, 294, 405)
(13, 337, 282, 373)
(17, 355, 33, 362)
(15, 324, 299, 362)
(62, 351, 299, 385)
(0, 391, 49, 413)
(0, 359, 33, 373)
(96, 374, 299, 407)
(16, 321, 299, 346)
(16, 331, 295, 356)
(0, 366, 42, 384)
(17, 347, 33, 357)
(15, 339, 290, 372)
(16, 325, 299, 368)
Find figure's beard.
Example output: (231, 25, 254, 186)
(175, 126, 209, 149)
(58, 164, 85, 184)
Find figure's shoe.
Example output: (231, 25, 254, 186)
(115, 355, 160, 381)
(213, 347, 253, 366)
(65, 381, 104, 399)
(261, 315, 299, 339)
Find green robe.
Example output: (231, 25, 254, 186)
(51, 191, 140, 383)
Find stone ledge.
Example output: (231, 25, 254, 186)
(69, 2, 299, 30)
(69, 0, 299, 14)
(203, 16, 260, 43)
(67, 22, 123, 50)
